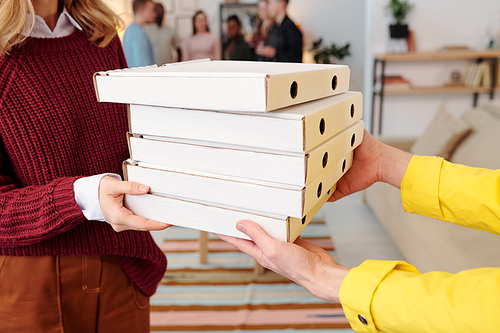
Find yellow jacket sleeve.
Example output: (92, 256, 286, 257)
(339, 155, 500, 332)
(340, 260, 500, 332)
(402, 155, 500, 234)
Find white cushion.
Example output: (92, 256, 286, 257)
(451, 108, 500, 169)
(481, 101, 500, 118)
(410, 104, 471, 160)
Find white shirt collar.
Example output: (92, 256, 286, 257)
(22, 7, 82, 38)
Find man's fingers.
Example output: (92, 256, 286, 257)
(235, 220, 275, 249)
(328, 190, 345, 202)
(236, 220, 266, 240)
(216, 233, 255, 252)
(216, 233, 268, 267)
(294, 236, 324, 252)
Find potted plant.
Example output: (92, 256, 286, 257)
(386, 0, 414, 39)
(311, 38, 351, 64)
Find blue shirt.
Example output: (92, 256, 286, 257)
(122, 22, 155, 68)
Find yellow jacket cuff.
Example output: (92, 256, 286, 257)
(401, 155, 444, 220)
(339, 260, 418, 332)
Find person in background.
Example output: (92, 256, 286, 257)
(123, 0, 157, 67)
(253, 0, 273, 61)
(182, 10, 221, 61)
(256, 0, 302, 62)
(219, 130, 500, 332)
(144, 2, 181, 65)
(222, 15, 253, 61)
(0, 0, 168, 331)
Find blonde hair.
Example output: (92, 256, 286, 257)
(0, 0, 123, 56)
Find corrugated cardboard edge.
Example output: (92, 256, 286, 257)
(301, 187, 306, 214)
(302, 117, 307, 153)
(303, 153, 309, 185)
(92, 72, 106, 102)
(126, 132, 133, 160)
(286, 217, 291, 242)
(122, 160, 130, 181)
(288, 182, 337, 243)
(127, 104, 132, 132)
(265, 75, 270, 112)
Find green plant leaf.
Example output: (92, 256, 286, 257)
(386, 0, 414, 24)
(312, 38, 351, 63)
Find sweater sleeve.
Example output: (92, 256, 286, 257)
(0, 145, 86, 248)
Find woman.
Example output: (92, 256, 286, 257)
(144, 2, 180, 64)
(252, 0, 273, 59)
(0, 0, 168, 332)
(182, 10, 221, 61)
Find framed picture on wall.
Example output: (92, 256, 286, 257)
(178, 0, 198, 12)
(176, 14, 193, 42)
(164, 14, 176, 29)
(104, 0, 129, 15)
(158, 0, 175, 13)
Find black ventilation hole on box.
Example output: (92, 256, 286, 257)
(327, 189, 331, 195)
(139, 135, 144, 138)
(350, 104, 355, 118)
(351, 133, 356, 147)
(342, 159, 346, 173)
(290, 81, 298, 99)
(302, 216, 306, 225)
(317, 182, 323, 198)
(322, 152, 328, 168)
(319, 118, 325, 135)
(332, 75, 338, 90)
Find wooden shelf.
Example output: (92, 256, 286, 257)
(377, 50, 500, 61)
(375, 86, 494, 95)
(372, 50, 500, 135)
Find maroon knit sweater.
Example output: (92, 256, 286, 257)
(0, 30, 166, 296)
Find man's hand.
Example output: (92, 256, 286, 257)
(216, 220, 350, 303)
(98, 176, 170, 232)
(329, 130, 413, 202)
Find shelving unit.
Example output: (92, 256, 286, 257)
(371, 50, 500, 135)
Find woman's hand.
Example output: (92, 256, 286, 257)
(98, 176, 170, 232)
(216, 220, 350, 303)
(255, 45, 276, 58)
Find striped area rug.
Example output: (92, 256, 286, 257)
(151, 222, 353, 332)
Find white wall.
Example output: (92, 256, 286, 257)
(368, 0, 500, 136)
(287, 0, 366, 92)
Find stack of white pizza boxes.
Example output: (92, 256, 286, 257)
(94, 59, 364, 242)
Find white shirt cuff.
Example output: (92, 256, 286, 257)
(73, 173, 122, 222)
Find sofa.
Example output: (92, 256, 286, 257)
(364, 101, 500, 273)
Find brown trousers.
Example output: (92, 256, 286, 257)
(0, 255, 150, 333)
